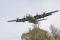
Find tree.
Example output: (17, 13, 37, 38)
(50, 25, 60, 40)
(21, 26, 55, 40)
(26, 15, 38, 24)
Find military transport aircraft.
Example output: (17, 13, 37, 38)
(8, 10, 59, 23)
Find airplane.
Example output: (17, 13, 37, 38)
(8, 10, 59, 23)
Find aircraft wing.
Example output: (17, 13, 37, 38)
(8, 20, 16, 22)
(46, 10, 59, 14)
(42, 10, 59, 17)
(34, 10, 59, 19)
(8, 18, 26, 22)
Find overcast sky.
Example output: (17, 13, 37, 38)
(0, 0, 60, 40)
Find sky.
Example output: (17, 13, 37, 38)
(0, 0, 60, 40)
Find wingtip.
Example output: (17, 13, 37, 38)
(7, 20, 16, 22)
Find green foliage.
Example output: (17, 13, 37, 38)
(26, 15, 38, 24)
(21, 27, 55, 40)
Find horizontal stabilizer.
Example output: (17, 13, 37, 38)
(38, 19, 47, 21)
